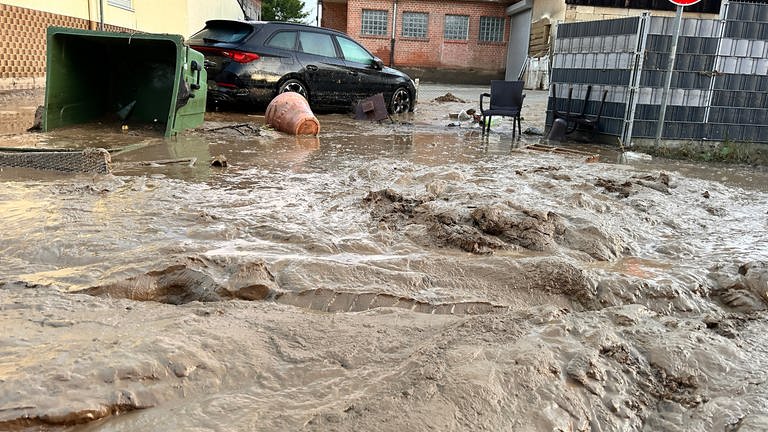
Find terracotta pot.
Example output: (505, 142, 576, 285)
(265, 92, 320, 136)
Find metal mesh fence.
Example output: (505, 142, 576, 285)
(0, 148, 112, 174)
(416, 83, 488, 107)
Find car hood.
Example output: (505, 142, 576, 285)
(381, 66, 414, 84)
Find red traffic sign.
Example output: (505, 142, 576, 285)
(668, 0, 701, 5)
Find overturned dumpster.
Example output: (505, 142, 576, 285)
(43, 27, 207, 137)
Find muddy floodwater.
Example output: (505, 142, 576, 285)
(2, 91, 768, 431)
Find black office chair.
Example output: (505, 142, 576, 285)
(480, 80, 525, 136)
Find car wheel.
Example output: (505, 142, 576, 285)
(389, 87, 412, 114)
(279, 79, 309, 101)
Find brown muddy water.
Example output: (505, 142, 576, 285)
(2, 104, 768, 432)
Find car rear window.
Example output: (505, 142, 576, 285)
(190, 21, 253, 44)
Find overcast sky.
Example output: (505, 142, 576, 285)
(302, 0, 319, 25)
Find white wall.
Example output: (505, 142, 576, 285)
(186, 0, 245, 36)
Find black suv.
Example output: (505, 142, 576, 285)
(189, 20, 416, 114)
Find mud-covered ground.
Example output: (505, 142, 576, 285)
(2, 85, 768, 431)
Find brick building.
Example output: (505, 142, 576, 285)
(321, 0, 516, 83)
(319, 0, 732, 84)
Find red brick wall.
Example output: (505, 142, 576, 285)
(343, 0, 508, 72)
(322, 2, 348, 32)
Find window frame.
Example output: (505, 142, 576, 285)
(107, 0, 133, 11)
(443, 14, 469, 41)
(361, 9, 389, 37)
(479, 16, 505, 43)
(401, 11, 429, 39)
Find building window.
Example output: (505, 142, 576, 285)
(402, 12, 428, 39)
(107, 0, 133, 10)
(444, 15, 469, 40)
(362, 10, 388, 36)
(479, 16, 504, 42)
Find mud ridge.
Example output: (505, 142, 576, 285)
(274, 288, 510, 315)
(75, 264, 509, 316)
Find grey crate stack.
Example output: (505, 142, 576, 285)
(548, 1, 768, 145)
(548, 17, 641, 136)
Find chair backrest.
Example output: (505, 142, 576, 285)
(489, 80, 524, 110)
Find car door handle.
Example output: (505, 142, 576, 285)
(348, 71, 358, 76)
(306, 65, 318, 71)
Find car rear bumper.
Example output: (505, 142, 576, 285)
(206, 85, 275, 107)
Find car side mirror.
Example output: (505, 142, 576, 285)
(372, 58, 384, 70)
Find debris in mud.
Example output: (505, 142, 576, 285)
(433, 93, 466, 103)
(27, 105, 43, 132)
(0, 147, 112, 174)
(205, 123, 261, 136)
(515, 165, 562, 176)
(140, 157, 197, 167)
(523, 126, 545, 136)
(265, 92, 321, 135)
(211, 154, 228, 168)
(353, 93, 389, 121)
(362, 188, 430, 227)
(596, 178, 633, 198)
(620, 151, 653, 163)
(710, 261, 768, 312)
(596, 173, 675, 198)
(524, 144, 599, 162)
(363, 188, 623, 260)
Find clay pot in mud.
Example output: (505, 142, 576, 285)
(265, 92, 320, 136)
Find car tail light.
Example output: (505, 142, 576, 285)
(190, 46, 260, 63)
(223, 50, 259, 63)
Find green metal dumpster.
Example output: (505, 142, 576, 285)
(43, 27, 207, 137)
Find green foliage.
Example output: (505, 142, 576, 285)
(262, 0, 310, 23)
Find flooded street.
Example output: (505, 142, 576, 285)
(2, 87, 768, 431)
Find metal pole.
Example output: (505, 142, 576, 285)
(655, 5, 683, 143)
(99, 0, 104, 31)
(622, 13, 650, 150)
(390, 0, 397, 66)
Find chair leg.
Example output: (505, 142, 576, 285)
(487, 116, 492, 133)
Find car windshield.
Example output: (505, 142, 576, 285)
(190, 21, 253, 44)
(336, 36, 373, 64)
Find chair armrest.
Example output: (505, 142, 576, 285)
(480, 93, 491, 112)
